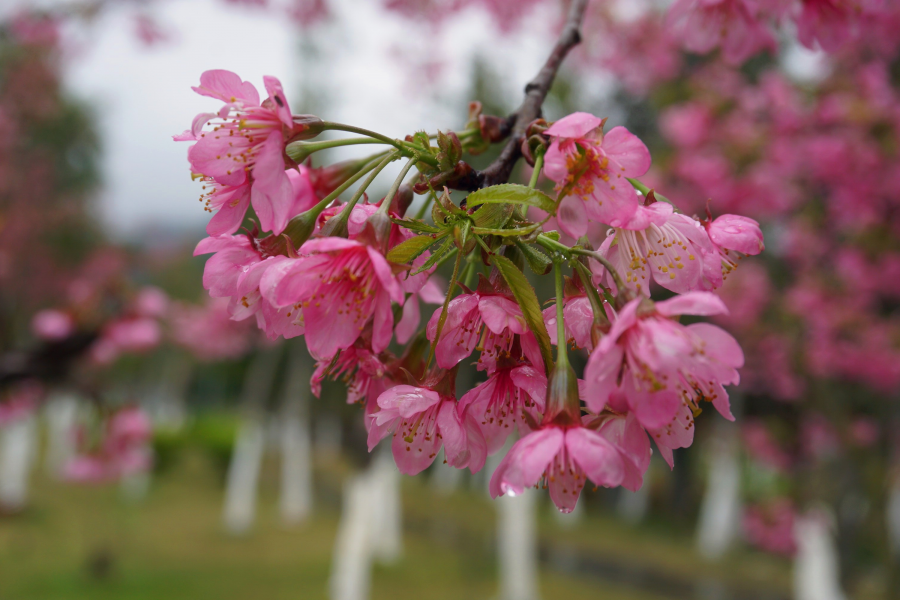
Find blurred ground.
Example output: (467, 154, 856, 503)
(0, 440, 808, 600)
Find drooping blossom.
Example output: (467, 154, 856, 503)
(666, 0, 776, 65)
(542, 112, 651, 238)
(542, 279, 604, 352)
(31, 309, 74, 340)
(270, 237, 404, 360)
(702, 213, 765, 286)
(63, 406, 154, 482)
(426, 279, 541, 371)
(583, 412, 653, 492)
(458, 360, 546, 454)
(179, 70, 318, 235)
(371, 381, 486, 476)
(743, 500, 798, 556)
(593, 202, 715, 296)
(584, 292, 744, 448)
(488, 423, 626, 512)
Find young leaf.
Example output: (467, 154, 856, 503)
(466, 183, 557, 215)
(390, 217, 441, 234)
(471, 202, 514, 230)
(412, 235, 455, 274)
(490, 254, 554, 375)
(386, 234, 442, 264)
(514, 240, 552, 275)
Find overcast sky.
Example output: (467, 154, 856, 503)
(3, 0, 568, 238)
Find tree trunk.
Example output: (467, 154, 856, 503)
(222, 345, 281, 535)
(0, 413, 37, 512)
(279, 344, 313, 526)
(498, 490, 541, 600)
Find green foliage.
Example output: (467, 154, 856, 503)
(490, 254, 553, 374)
(465, 183, 556, 215)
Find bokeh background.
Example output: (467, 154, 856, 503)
(1, 1, 899, 599)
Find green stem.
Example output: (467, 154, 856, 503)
(569, 247, 629, 301)
(427, 244, 465, 369)
(377, 155, 418, 217)
(285, 137, 384, 163)
(626, 177, 676, 207)
(528, 150, 545, 190)
(571, 259, 610, 339)
(553, 261, 569, 370)
(322, 122, 439, 168)
(321, 152, 399, 237)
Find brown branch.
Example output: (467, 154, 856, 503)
(455, 0, 589, 191)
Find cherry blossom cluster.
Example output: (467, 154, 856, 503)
(182, 70, 763, 512)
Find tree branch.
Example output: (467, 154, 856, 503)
(456, 0, 589, 191)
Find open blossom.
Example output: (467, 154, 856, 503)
(179, 70, 314, 235)
(584, 292, 744, 440)
(593, 202, 715, 296)
(703, 213, 764, 285)
(270, 237, 404, 360)
(584, 412, 652, 492)
(371, 384, 487, 476)
(795, 0, 857, 52)
(543, 112, 651, 238)
(489, 424, 625, 512)
(31, 309, 73, 340)
(200, 166, 318, 237)
(427, 280, 543, 372)
(64, 407, 153, 482)
(458, 362, 547, 454)
(666, 0, 776, 65)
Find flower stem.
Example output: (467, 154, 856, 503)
(285, 137, 384, 163)
(528, 149, 545, 190)
(321, 122, 440, 168)
(320, 151, 399, 238)
(553, 260, 569, 371)
(569, 247, 629, 300)
(625, 177, 676, 208)
(427, 240, 465, 369)
(377, 155, 418, 217)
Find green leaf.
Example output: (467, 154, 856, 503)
(386, 235, 442, 264)
(466, 183, 557, 215)
(413, 235, 455, 274)
(515, 240, 552, 275)
(471, 202, 514, 230)
(390, 217, 441, 234)
(472, 224, 539, 237)
(490, 254, 553, 375)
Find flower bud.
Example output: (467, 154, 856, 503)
(543, 360, 581, 426)
(288, 114, 325, 141)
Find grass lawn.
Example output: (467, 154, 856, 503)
(0, 449, 800, 600)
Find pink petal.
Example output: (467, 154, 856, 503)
(263, 75, 293, 127)
(489, 427, 563, 498)
(371, 288, 394, 353)
(395, 297, 420, 345)
(603, 126, 651, 177)
(655, 291, 728, 317)
(192, 70, 260, 106)
(249, 133, 294, 235)
(557, 195, 589, 239)
(367, 246, 404, 305)
(545, 112, 605, 139)
(376, 385, 441, 418)
(479, 295, 526, 335)
(583, 344, 624, 414)
(565, 427, 625, 488)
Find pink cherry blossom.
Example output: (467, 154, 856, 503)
(666, 0, 776, 65)
(585, 412, 653, 492)
(371, 384, 487, 476)
(743, 500, 798, 556)
(489, 424, 625, 513)
(592, 202, 715, 296)
(795, 0, 857, 52)
(0, 382, 41, 426)
(426, 287, 533, 371)
(31, 309, 74, 340)
(703, 213, 765, 284)
(64, 407, 153, 483)
(270, 237, 404, 360)
(458, 363, 546, 454)
(584, 293, 744, 435)
(543, 293, 600, 352)
(543, 112, 651, 238)
(181, 70, 302, 235)
(170, 298, 253, 361)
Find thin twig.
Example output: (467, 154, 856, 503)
(454, 0, 589, 191)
